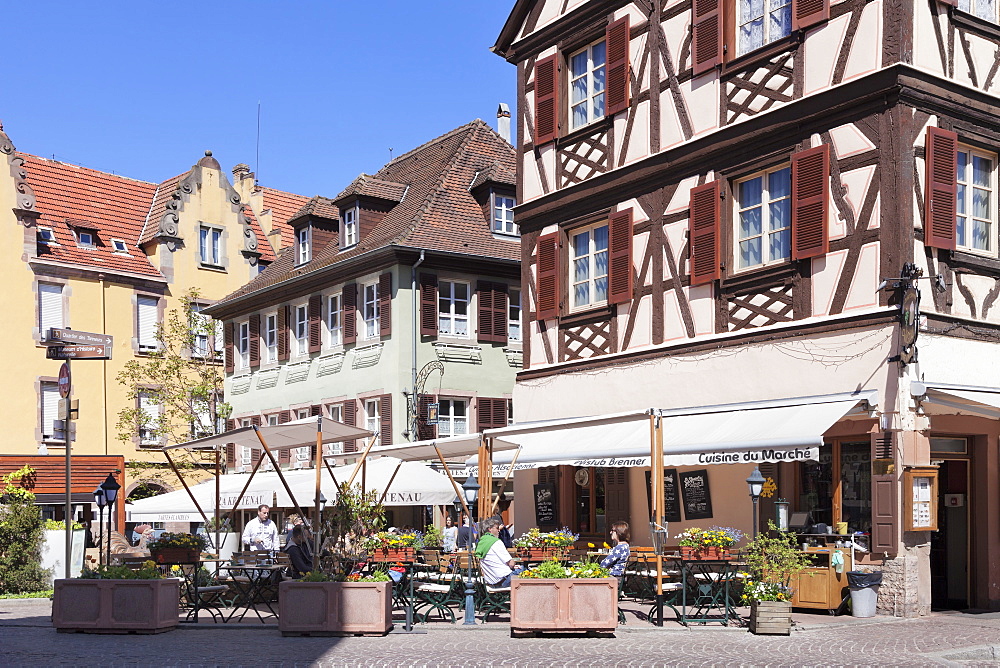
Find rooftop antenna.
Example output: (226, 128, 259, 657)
(255, 101, 261, 186)
(389, 147, 394, 161)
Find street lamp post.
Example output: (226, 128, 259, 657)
(313, 492, 326, 570)
(100, 473, 121, 567)
(774, 498, 790, 532)
(461, 474, 480, 626)
(746, 467, 765, 539)
(93, 486, 107, 566)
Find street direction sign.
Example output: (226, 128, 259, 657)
(47, 328, 114, 347)
(58, 363, 71, 398)
(46, 345, 112, 360)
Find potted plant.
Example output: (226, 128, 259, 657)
(278, 569, 393, 636)
(513, 527, 578, 561)
(676, 526, 743, 560)
(740, 521, 815, 635)
(511, 559, 617, 636)
(148, 532, 208, 564)
(421, 525, 444, 552)
(52, 561, 179, 633)
(361, 530, 422, 562)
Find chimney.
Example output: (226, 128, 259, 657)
(497, 103, 511, 144)
(232, 163, 254, 183)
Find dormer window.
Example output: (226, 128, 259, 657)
(76, 230, 96, 248)
(493, 193, 517, 236)
(111, 239, 129, 254)
(297, 226, 312, 264)
(38, 227, 56, 244)
(342, 206, 358, 249)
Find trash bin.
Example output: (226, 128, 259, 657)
(847, 571, 882, 617)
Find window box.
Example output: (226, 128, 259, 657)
(510, 577, 618, 635)
(277, 581, 392, 636)
(52, 578, 179, 634)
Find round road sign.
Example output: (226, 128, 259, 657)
(58, 362, 71, 398)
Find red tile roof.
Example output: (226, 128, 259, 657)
(288, 196, 340, 225)
(260, 187, 311, 248)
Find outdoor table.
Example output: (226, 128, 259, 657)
(224, 563, 283, 623)
(675, 558, 742, 626)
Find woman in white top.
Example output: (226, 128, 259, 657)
(442, 515, 459, 553)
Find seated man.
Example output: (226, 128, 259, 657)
(475, 516, 522, 588)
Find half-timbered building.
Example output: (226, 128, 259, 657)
(494, 0, 1000, 615)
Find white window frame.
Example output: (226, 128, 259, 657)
(41, 382, 60, 442)
(38, 227, 56, 244)
(437, 399, 469, 438)
(324, 404, 344, 455)
(362, 282, 379, 340)
(569, 39, 606, 131)
(264, 312, 278, 362)
(138, 391, 160, 446)
(326, 294, 342, 347)
(570, 223, 609, 311)
(137, 295, 159, 352)
(958, 0, 998, 22)
(957, 145, 997, 256)
(237, 320, 250, 369)
(294, 303, 309, 355)
(365, 399, 380, 445)
(111, 239, 128, 254)
(342, 206, 358, 249)
(493, 193, 517, 235)
(199, 225, 222, 266)
(437, 280, 470, 338)
(734, 165, 792, 272)
(737, 0, 793, 56)
(190, 303, 211, 358)
(39, 282, 64, 339)
(267, 414, 279, 426)
(508, 288, 522, 342)
(76, 230, 96, 248)
(297, 226, 311, 265)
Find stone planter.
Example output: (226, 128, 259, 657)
(516, 547, 567, 561)
(680, 546, 732, 560)
(370, 547, 415, 562)
(150, 548, 200, 564)
(278, 580, 392, 636)
(52, 578, 179, 633)
(748, 600, 792, 635)
(510, 577, 618, 635)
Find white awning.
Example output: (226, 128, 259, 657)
(362, 433, 496, 462)
(911, 381, 1000, 419)
(480, 391, 878, 467)
(163, 416, 372, 451)
(127, 478, 278, 522)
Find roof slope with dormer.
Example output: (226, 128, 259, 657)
(217, 119, 519, 304)
(260, 186, 312, 248)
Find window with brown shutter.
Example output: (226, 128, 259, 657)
(534, 54, 559, 146)
(420, 273, 438, 336)
(342, 284, 357, 345)
(606, 16, 631, 116)
(343, 399, 357, 452)
(792, 0, 830, 30)
(692, 0, 722, 75)
(225, 443, 236, 468)
(536, 233, 560, 320)
(277, 306, 289, 361)
(379, 393, 392, 446)
(476, 397, 509, 433)
(418, 394, 437, 440)
(253, 448, 263, 465)
(279, 447, 290, 464)
(278, 410, 291, 424)
(477, 282, 508, 343)
(925, 127, 958, 250)
(310, 405, 321, 417)
(871, 474, 897, 553)
(608, 209, 633, 305)
(224, 322, 234, 373)
(379, 273, 392, 337)
(689, 181, 721, 286)
(251, 415, 262, 427)
(225, 418, 235, 432)
(791, 144, 830, 260)
(308, 295, 322, 353)
(248, 315, 260, 368)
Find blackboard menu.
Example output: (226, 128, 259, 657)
(680, 468, 713, 520)
(533, 483, 557, 526)
(645, 469, 682, 523)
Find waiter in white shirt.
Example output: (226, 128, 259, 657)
(242, 504, 279, 551)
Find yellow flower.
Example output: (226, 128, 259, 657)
(170, 565, 180, 572)
(603, 542, 611, 548)
(587, 542, 595, 548)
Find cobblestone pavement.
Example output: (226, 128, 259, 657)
(5, 599, 1000, 667)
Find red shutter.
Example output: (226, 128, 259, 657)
(608, 209, 633, 305)
(225, 443, 236, 468)
(535, 232, 560, 320)
(251, 415, 262, 427)
(379, 272, 392, 337)
(277, 305, 289, 361)
(279, 446, 290, 464)
(342, 284, 357, 345)
(791, 144, 830, 260)
(224, 322, 234, 373)
(253, 448, 263, 465)
(534, 54, 559, 146)
(477, 397, 510, 432)
(418, 394, 437, 440)
(310, 404, 322, 417)
(606, 16, 631, 116)
(248, 315, 260, 368)
(792, 0, 830, 30)
(692, 0, 723, 76)
(225, 418, 235, 432)
(477, 282, 508, 343)
(308, 294, 322, 353)
(419, 273, 438, 336)
(379, 394, 392, 446)
(925, 127, 958, 250)
(279, 410, 292, 424)
(343, 399, 356, 452)
(689, 181, 721, 286)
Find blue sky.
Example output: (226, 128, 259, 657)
(1, 2, 516, 197)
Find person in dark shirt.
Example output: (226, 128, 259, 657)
(285, 525, 313, 578)
(456, 516, 474, 549)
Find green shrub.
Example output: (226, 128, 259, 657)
(0, 467, 50, 594)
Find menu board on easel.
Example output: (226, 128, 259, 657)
(533, 483, 557, 526)
(680, 469, 714, 520)
(645, 469, 683, 523)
